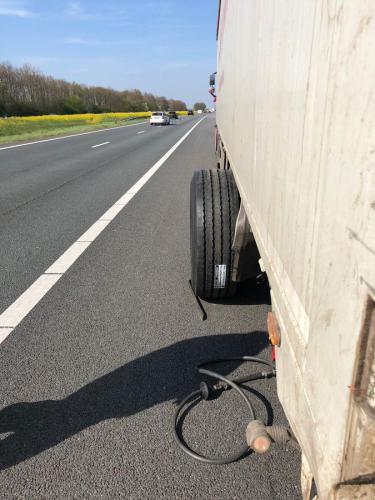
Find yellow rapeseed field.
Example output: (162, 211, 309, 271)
(0, 110, 187, 125)
(0, 111, 151, 126)
(21, 111, 149, 121)
(0, 111, 188, 142)
(0, 110, 188, 129)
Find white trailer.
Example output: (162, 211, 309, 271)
(190, 1, 375, 498)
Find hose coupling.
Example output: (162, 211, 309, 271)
(213, 381, 229, 391)
(246, 420, 299, 454)
(246, 420, 272, 454)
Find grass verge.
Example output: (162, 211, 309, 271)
(0, 117, 149, 145)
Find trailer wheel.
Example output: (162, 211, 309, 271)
(190, 169, 240, 299)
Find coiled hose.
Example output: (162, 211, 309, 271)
(173, 356, 276, 464)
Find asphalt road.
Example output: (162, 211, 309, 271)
(0, 115, 301, 499)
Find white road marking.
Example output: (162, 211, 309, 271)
(0, 275, 62, 330)
(99, 204, 125, 221)
(137, 131, 145, 134)
(45, 242, 91, 274)
(91, 141, 110, 148)
(77, 220, 111, 243)
(0, 328, 14, 343)
(0, 121, 148, 151)
(0, 117, 206, 342)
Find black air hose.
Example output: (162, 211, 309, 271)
(173, 356, 276, 464)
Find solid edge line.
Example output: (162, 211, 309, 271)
(0, 328, 14, 344)
(0, 275, 62, 329)
(0, 116, 206, 340)
(0, 121, 148, 151)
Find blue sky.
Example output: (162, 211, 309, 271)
(0, 0, 218, 107)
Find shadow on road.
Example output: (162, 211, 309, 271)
(0, 331, 269, 470)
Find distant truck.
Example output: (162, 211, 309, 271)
(189, 1, 375, 498)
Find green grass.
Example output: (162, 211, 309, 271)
(0, 117, 148, 145)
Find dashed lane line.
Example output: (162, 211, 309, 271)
(91, 141, 110, 148)
(0, 117, 206, 342)
(0, 121, 148, 151)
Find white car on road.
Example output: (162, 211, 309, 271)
(150, 112, 170, 126)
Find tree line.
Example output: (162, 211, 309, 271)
(0, 62, 187, 116)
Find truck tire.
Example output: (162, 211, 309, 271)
(190, 169, 240, 299)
